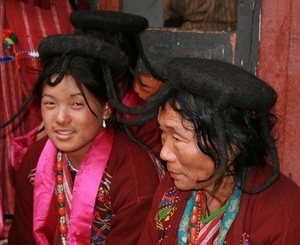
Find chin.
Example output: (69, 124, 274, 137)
(175, 177, 203, 191)
(174, 181, 193, 191)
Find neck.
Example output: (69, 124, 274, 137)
(203, 176, 235, 214)
(66, 152, 84, 169)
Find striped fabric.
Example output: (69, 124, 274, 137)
(0, 0, 74, 225)
(164, 0, 238, 31)
(196, 211, 224, 245)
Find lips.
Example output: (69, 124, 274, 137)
(54, 129, 75, 140)
(169, 171, 182, 179)
(57, 130, 73, 135)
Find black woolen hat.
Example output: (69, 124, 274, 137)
(69, 10, 164, 86)
(38, 34, 129, 77)
(69, 10, 149, 33)
(159, 58, 279, 193)
(165, 58, 277, 112)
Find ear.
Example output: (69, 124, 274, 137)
(227, 143, 239, 162)
(102, 101, 114, 120)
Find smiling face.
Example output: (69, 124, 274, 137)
(41, 74, 112, 165)
(158, 103, 218, 192)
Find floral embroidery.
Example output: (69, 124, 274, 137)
(241, 232, 251, 244)
(92, 169, 113, 244)
(28, 168, 36, 186)
(150, 154, 166, 182)
(155, 186, 179, 242)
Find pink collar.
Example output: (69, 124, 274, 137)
(33, 126, 114, 244)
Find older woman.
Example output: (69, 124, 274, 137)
(138, 58, 300, 244)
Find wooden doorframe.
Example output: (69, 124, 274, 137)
(98, 0, 261, 75)
(98, 0, 121, 11)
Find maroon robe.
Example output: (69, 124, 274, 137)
(8, 129, 162, 245)
(138, 165, 300, 244)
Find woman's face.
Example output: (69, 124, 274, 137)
(41, 74, 111, 161)
(158, 103, 217, 191)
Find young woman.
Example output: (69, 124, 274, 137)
(69, 9, 164, 158)
(8, 10, 164, 176)
(8, 34, 165, 245)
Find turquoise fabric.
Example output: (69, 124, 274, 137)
(177, 169, 248, 245)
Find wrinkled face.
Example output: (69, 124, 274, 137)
(41, 74, 111, 160)
(158, 103, 217, 191)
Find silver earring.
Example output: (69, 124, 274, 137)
(102, 119, 106, 128)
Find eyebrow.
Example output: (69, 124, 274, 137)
(161, 120, 193, 136)
(164, 125, 177, 132)
(42, 92, 83, 98)
(42, 93, 53, 98)
(161, 123, 183, 135)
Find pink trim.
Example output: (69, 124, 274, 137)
(34, 126, 114, 244)
(117, 87, 139, 120)
(11, 125, 40, 170)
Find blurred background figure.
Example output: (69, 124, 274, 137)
(164, 0, 238, 31)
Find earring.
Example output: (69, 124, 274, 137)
(102, 119, 106, 128)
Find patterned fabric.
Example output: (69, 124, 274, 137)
(153, 170, 248, 245)
(92, 168, 113, 244)
(177, 191, 196, 245)
(138, 168, 300, 245)
(150, 154, 166, 182)
(28, 168, 36, 186)
(91, 153, 165, 244)
(240, 233, 251, 245)
(155, 186, 179, 242)
(27, 156, 164, 244)
(217, 169, 248, 245)
(196, 210, 224, 245)
(217, 185, 241, 245)
(28, 160, 109, 244)
(26, 156, 113, 244)
(178, 191, 226, 245)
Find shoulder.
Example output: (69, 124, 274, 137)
(107, 130, 161, 209)
(112, 129, 151, 157)
(246, 165, 300, 202)
(109, 130, 158, 177)
(18, 136, 48, 175)
(238, 165, 300, 243)
(108, 129, 160, 184)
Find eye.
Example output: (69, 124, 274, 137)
(161, 131, 166, 143)
(173, 136, 180, 142)
(44, 101, 54, 105)
(42, 101, 55, 108)
(72, 102, 83, 107)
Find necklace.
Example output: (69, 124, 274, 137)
(56, 151, 67, 245)
(188, 191, 230, 245)
(189, 190, 203, 245)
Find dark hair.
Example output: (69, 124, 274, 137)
(0, 34, 130, 129)
(73, 28, 138, 94)
(160, 87, 277, 192)
(33, 56, 119, 125)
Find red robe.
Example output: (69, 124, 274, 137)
(121, 87, 162, 159)
(8, 129, 163, 245)
(138, 165, 300, 244)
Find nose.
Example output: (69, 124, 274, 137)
(56, 108, 71, 126)
(160, 140, 176, 163)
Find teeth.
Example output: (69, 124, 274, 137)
(57, 131, 73, 135)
